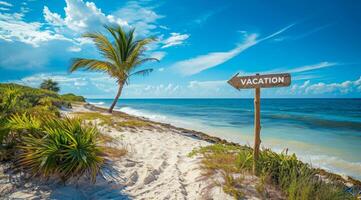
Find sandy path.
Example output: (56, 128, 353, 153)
(0, 106, 231, 200)
(111, 128, 215, 199)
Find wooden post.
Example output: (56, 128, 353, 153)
(253, 79, 261, 175)
(227, 72, 291, 174)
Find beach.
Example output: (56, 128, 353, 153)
(1, 103, 235, 199)
(1, 101, 360, 199)
(88, 98, 361, 181)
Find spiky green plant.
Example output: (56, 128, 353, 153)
(69, 25, 158, 113)
(0, 86, 31, 116)
(40, 79, 60, 93)
(16, 116, 104, 183)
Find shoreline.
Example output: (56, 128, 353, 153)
(86, 103, 361, 187)
(1, 102, 360, 199)
(2, 103, 232, 199)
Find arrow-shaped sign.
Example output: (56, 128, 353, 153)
(227, 71, 291, 175)
(228, 73, 291, 90)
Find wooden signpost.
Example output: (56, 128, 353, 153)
(227, 73, 291, 174)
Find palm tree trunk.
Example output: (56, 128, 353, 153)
(108, 82, 124, 113)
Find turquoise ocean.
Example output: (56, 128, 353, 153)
(88, 98, 361, 180)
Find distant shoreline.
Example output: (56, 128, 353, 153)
(86, 97, 361, 100)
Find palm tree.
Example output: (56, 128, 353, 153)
(40, 79, 60, 93)
(69, 25, 158, 113)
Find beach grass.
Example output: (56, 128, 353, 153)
(74, 111, 153, 129)
(190, 144, 356, 200)
(74, 111, 113, 126)
(115, 120, 152, 128)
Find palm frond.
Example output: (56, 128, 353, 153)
(129, 68, 154, 77)
(134, 57, 159, 67)
(104, 25, 123, 62)
(126, 38, 157, 71)
(69, 25, 157, 113)
(69, 58, 114, 73)
(83, 32, 120, 65)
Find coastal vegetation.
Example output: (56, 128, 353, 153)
(189, 144, 356, 200)
(69, 25, 158, 113)
(0, 83, 359, 199)
(0, 83, 120, 184)
(74, 111, 153, 129)
(39, 79, 60, 93)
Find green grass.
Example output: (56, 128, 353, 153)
(74, 112, 113, 126)
(115, 120, 152, 128)
(74, 111, 153, 129)
(190, 144, 355, 200)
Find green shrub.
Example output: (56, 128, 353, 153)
(61, 93, 86, 102)
(0, 86, 31, 116)
(190, 144, 355, 200)
(13, 116, 104, 183)
(0, 83, 85, 115)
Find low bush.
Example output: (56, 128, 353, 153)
(190, 144, 355, 200)
(8, 114, 104, 183)
(61, 93, 86, 102)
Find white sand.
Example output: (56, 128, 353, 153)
(0, 105, 232, 200)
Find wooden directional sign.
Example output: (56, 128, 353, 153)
(228, 73, 291, 90)
(227, 72, 291, 175)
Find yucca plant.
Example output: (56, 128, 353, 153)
(16, 117, 104, 183)
(70, 25, 158, 113)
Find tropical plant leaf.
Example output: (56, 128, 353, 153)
(69, 25, 157, 112)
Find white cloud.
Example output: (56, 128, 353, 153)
(20, 6, 30, 14)
(188, 80, 226, 89)
(43, 0, 128, 33)
(0, 1, 12, 7)
(113, 1, 163, 36)
(67, 46, 82, 52)
(150, 51, 166, 60)
(159, 25, 169, 30)
(161, 32, 190, 48)
(43, 6, 65, 26)
(290, 77, 361, 95)
(11, 72, 119, 95)
(0, 12, 71, 47)
(0, 0, 166, 71)
(171, 25, 293, 76)
(274, 24, 331, 42)
(171, 34, 258, 76)
(293, 74, 320, 81)
(43, 0, 162, 37)
(235, 62, 339, 77)
(285, 62, 338, 73)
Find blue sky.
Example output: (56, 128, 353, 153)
(0, 0, 360, 98)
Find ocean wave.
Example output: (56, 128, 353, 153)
(298, 154, 361, 180)
(118, 107, 169, 122)
(89, 101, 105, 106)
(117, 106, 213, 133)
